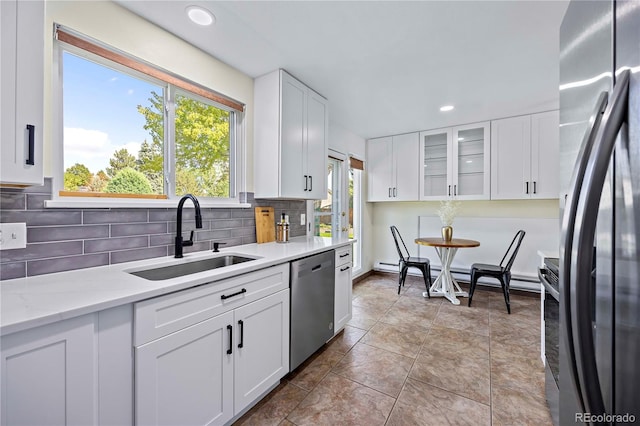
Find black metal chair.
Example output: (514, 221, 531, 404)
(390, 226, 431, 296)
(468, 230, 526, 314)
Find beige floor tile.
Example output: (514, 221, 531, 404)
(286, 373, 395, 426)
(332, 342, 414, 397)
(434, 303, 490, 336)
(490, 312, 541, 350)
(288, 346, 345, 392)
(236, 382, 308, 426)
(326, 325, 367, 354)
(360, 322, 429, 358)
(490, 341, 546, 397)
(347, 305, 381, 330)
(424, 325, 491, 356)
(492, 383, 553, 426)
(387, 377, 491, 426)
(379, 297, 439, 332)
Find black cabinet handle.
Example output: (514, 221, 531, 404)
(304, 175, 308, 191)
(389, 187, 392, 197)
(26, 124, 35, 165)
(533, 181, 537, 194)
(393, 187, 397, 197)
(526, 181, 530, 194)
(340, 266, 350, 272)
(448, 185, 451, 196)
(453, 185, 457, 196)
(309, 175, 312, 191)
(238, 320, 244, 348)
(339, 252, 350, 258)
(227, 325, 233, 354)
(221, 288, 247, 300)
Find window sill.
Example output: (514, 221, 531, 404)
(44, 198, 251, 209)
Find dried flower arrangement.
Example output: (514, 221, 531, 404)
(436, 200, 461, 226)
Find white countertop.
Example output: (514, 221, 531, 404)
(0, 236, 352, 336)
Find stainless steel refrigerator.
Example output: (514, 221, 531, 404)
(559, 0, 640, 424)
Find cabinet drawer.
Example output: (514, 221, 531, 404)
(135, 264, 289, 346)
(335, 246, 352, 267)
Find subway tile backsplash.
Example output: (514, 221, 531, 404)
(0, 178, 307, 280)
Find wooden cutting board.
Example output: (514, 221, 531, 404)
(255, 207, 276, 243)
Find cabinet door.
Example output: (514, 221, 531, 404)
(419, 128, 452, 200)
(1, 314, 97, 426)
(452, 122, 491, 200)
(530, 111, 559, 199)
(234, 289, 289, 413)
(306, 90, 329, 199)
(367, 136, 393, 201)
(490, 116, 531, 200)
(0, 0, 44, 186)
(334, 263, 352, 333)
(280, 72, 307, 198)
(135, 311, 234, 426)
(392, 132, 420, 201)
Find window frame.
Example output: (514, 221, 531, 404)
(48, 27, 247, 209)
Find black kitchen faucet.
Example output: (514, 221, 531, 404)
(174, 194, 203, 258)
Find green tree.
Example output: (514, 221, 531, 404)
(137, 91, 230, 196)
(105, 167, 153, 194)
(89, 170, 109, 192)
(137, 139, 163, 194)
(64, 163, 92, 191)
(106, 148, 136, 178)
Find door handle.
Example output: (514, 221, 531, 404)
(533, 181, 537, 194)
(304, 175, 308, 191)
(389, 187, 392, 197)
(526, 181, 529, 194)
(560, 90, 608, 415)
(25, 125, 35, 165)
(393, 187, 397, 197)
(570, 70, 628, 416)
(227, 325, 233, 354)
(448, 185, 451, 196)
(238, 320, 244, 348)
(453, 184, 457, 196)
(309, 175, 312, 191)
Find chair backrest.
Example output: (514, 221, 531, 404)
(390, 226, 410, 262)
(499, 230, 526, 272)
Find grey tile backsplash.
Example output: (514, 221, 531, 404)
(0, 178, 307, 280)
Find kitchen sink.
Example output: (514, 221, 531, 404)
(128, 255, 258, 281)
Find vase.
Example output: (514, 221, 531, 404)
(441, 225, 453, 242)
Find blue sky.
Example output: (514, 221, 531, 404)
(63, 51, 162, 173)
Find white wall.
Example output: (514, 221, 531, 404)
(372, 199, 559, 268)
(43, 1, 255, 190)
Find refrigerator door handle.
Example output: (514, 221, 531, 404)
(559, 90, 609, 414)
(571, 69, 630, 416)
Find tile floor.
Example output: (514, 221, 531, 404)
(235, 273, 551, 426)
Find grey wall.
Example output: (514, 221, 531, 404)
(0, 178, 306, 280)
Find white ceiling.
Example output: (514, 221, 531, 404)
(117, 0, 569, 139)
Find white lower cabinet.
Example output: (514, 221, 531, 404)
(334, 245, 353, 333)
(0, 305, 134, 426)
(134, 264, 290, 426)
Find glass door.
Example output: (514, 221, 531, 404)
(452, 122, 490, 200)
(419, 128, 452, 200)
(313, 156, 344, 238)
(349, 161, 362, 273)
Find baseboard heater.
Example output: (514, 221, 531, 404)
(375, 262, 540, 292)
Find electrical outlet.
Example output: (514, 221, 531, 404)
(300, 213, 306, 225)
(0, 223, 27, 250)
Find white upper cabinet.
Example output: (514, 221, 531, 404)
(491, 111, 559, 200)
(254, 69, 328, 199)
(367, 132, 419, 201)
(0, 0, 44, 186)
(419, 122, 490, 201)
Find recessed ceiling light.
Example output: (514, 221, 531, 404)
(440, 105, 454, 112)
(186, 5, 215, 26)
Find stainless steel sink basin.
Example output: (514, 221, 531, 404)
(129, 255, 258, 281)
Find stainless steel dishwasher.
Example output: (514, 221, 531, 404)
(290, 250, 335, 371)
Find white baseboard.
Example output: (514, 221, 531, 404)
(374, 262, 541, 293)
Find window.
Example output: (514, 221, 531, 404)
(55, 27, 244, 203)
(313, 158, 342, 237)
(349, 163, 363, 273)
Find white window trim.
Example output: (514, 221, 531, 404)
(48, 31, 247, 209)
(348, 153, 364, 274)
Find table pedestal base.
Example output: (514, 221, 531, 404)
(422, 247, 468, 305)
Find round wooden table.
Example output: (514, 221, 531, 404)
(415, 237, 480, 305)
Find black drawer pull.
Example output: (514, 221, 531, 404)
(26, 124, 35, 165)
(227, 325, 233, 354)
(221, 288, 247, 300)
(339, 253, 350, 258)
(340, 266, 350, 272)
(238, 320, 244, 348)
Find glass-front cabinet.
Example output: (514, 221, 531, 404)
(419, 122, 490, 200)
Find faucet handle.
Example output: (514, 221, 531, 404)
(183, 230, 195, 247)
(213, 241, 227, 252)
